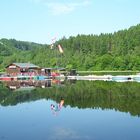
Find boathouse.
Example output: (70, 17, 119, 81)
(41, 68, 52, 76)
(5, 63, 41, 76)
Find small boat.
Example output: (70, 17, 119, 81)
(0, 76, 12, 81)
(112, 76, 132, 82)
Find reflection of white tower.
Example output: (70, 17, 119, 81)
(9, 86, 17, 90)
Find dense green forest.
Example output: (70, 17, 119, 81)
(1, 24, 140, 71)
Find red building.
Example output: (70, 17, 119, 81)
(6, 63, 41, 76)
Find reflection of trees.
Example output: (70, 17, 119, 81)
(0, 81, 140, 116)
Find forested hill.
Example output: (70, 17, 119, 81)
(0, 24, 140, 71)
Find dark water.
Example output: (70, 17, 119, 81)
(0, 80, 140, 140)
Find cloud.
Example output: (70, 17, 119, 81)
(47, 3, 74, 15)
(46, 0, 91, 16)
(30, 0, 47, 4)
(48, 127, 90, 140)
(29, 0, 91, 15)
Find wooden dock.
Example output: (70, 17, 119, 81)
(67, 75, 140, 82)
(67, 75, 112, 81)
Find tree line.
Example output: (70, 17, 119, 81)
(0, 24, 140, 71)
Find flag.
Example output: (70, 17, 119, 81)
(50, 37, 56, 49)
(58, 44, 64, 53)
(50, 44, 53, 49)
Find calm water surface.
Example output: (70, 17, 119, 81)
(0, 80, 140, 140)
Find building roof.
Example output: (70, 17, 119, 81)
(6, 63, 40, 68)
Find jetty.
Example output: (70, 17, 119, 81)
(67, 75, 140, 82)
(1, 73, 140, 82)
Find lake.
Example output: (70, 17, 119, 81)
(0, 79, 140, 140)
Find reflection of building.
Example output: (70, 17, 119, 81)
(34, 80, 52, 88)
(3, 80, 53, 90)
(6, 63, 41, 76)
(4, 80, 35, 90)
(3, 78, 75, 91)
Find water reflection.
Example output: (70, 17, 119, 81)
(0, 80, 140, 117)
(51, 98, 64, 116)
(0, 80, 140, 140)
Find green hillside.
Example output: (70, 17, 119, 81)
(1, 24, 140, 71)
